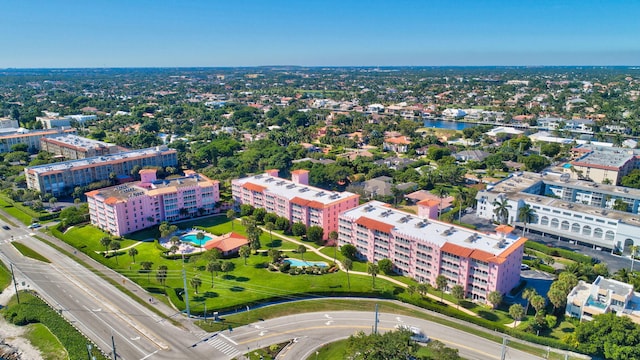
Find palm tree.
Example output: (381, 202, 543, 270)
(509, 304, 525, 327)
(206, 261, 221, 287)
(631, 245, 639, 273)
(531, 294, 546, 315)
(156, 265, 168, 290)
(239, 245, 251, 265)
(344, 258, 352, 290)
(329, 231, 339, 262)
(436, 187, 449, 218)
(190, 277, 202, 294)
(435, 275, 448, 302)
(367, 262, 379, 288)
(140, 261, 153, 283)
(297, 245, 307, 261)
(100, 237, 112, 253)
(451, 284, 465, 309)
(265, 221, 275, 242)
(492, 197, 512, 224)
(227, 210, 237, 230)
(109, 241, 121, 264)
(169, 244, 179, 255)
(128, 248, 139, 264)
(456, 189, 468, 222)
(517, 204, 535, 234)
(522, 287, 537, 315)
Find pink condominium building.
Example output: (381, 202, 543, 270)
(338, 201, 527, 301)
(231, 169, 360, 238)
(87, 170, 219, 236)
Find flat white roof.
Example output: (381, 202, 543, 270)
(26, 146, 175, 174)
(341, 201, 519, 255)
(234, 173, 357, 205)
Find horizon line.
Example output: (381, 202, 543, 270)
(2, 65, 640, 71)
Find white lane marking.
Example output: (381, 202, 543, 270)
(219, 332, 238, 345)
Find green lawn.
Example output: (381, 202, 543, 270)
(56, 219, 401, 313)
(2, 206, 33, 225)
(0, 260, 11, 290)
(12, 242, 51, 263)
(25, 323, 68, 360)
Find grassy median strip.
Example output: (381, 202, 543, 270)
(12, 242, 51, 263)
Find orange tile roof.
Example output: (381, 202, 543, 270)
(242, 182, 266, 193)
(85, 190, 99, 197)
(204, 232, 248, 252)
(495, 225, 514, 234)
(469, 249, 496, 263)
(417, 199, 441, 207)
(291, 169, 309, 174)
(355, 216, 394, 233)
(441, 242, 474, 258)
(104, 197, 119, 205)
(384, 136, 411, 144)
(290, 196, 310, 206)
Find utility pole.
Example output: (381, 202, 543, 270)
(182, 268, 190, 318)
(373, 303, 379, 334)
(500, 335, 508, 360)
(111, 334, 116, 360)
(10, 263, 20, 304)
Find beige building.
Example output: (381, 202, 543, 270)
(567, 144, 639, 184)
(25, 146, 178, 196)
(40, 134, 121, 160)
(0, 128, 77, 153)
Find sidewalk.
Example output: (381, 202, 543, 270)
(260, 226, 479, 318)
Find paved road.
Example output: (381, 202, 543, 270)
(223, 311, 544, 360)
(0, 223, 221, 360)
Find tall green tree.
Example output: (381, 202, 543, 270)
(492, 197, 512, 224)
(140, 261, 153, 282)
(190, 276, 202, 294)
(436, 275, 448, 302)
(367, 262, 379, 288)
(517, 204, 535, 234)
(487, 291, 503, 309)
(509, 304, 525, 327)
(207, 261, 221, 287)
(451, 284, 465, 309)
(239, 245, 251, 265)
(128, 248, 139, 263)
(344, 258, 352, 290)
(522, 287, 537, 315)
(156, 265, 168, 290)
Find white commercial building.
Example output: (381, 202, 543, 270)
(476, 171, 640, 253)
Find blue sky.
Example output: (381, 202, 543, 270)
(1, 0, 639, 67)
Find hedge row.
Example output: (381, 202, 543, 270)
(2, 291, 107, 360)
(525, 241, 593, 264)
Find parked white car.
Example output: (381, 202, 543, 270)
(395, 324, 430, 343)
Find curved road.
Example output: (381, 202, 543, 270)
(224, 311, 543, 360)
(0, 219, 548, 360)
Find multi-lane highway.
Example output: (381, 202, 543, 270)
(0, 221, 544, 360)
(0, 224, 219, 359)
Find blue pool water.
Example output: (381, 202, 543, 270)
(423, 119, 476, 130)
(284, 259, 329, 268)
(181, 234, 212, 246)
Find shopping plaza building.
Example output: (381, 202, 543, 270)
(476, 171, 640, 253)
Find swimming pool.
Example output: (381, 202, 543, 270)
(181, 233, 212, 246)
(284, 259, 328, 268)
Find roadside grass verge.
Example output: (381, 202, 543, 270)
(12, 242, 51, 263)
(25, 322, 68, 360)
(1, 292, 107, 360)
(0, 260, 11, 290)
